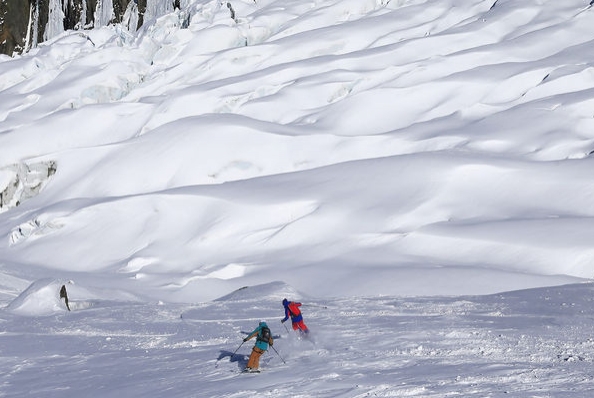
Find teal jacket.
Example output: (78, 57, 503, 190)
(245, 322, 273, 351)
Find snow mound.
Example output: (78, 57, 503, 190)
(6, 279, 143, 315)
(214, 281, 304, 302)
(7, 279, 69, 316)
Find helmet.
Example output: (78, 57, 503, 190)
(259, 320, 267, 326)
(282, 298, 288, 306)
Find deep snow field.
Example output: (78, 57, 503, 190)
(2, 0, 594, 396)
(2, 280, 594, 397)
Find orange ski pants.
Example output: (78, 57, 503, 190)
(247, 346, 265, 369)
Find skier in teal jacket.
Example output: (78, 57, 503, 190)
(243, 321, 273, 372)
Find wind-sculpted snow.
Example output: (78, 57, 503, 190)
(1, 0, 594, 306)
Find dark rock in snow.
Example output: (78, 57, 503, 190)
(0, 0, 150, 56)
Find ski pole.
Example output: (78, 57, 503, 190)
(282, 321, 290, 334)
(231, 340, 246, 358)
(270, 344, 286, 364)
(216, 339, 245, 367)
(303, 303, 328, 309)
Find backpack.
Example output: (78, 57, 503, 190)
(258, 326, 271, 342)
(288, 302, 301, 316)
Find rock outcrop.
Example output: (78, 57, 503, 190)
(0, 0, 154, 56)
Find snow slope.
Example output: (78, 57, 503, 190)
(2, 0, 594, 395)
(2, 280, 594, 397)
(2, 0, 594, 301)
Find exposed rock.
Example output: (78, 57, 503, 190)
(60, 284, 71, 311)
(0, 0, 151, 56)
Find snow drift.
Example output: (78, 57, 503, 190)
(1, 0, 594, 299)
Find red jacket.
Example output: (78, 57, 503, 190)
(282, 301, 303, 323)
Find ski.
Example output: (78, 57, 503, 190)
(242, 368, 260, 374)
(575, 4, 592, 16)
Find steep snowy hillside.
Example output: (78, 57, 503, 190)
(1, 0, 593, 301)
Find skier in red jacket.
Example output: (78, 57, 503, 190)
(281, 298, 309, 334)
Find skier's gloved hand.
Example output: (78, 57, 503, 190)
(243, 338, 248, 342)
(281, 319, 286, 323)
